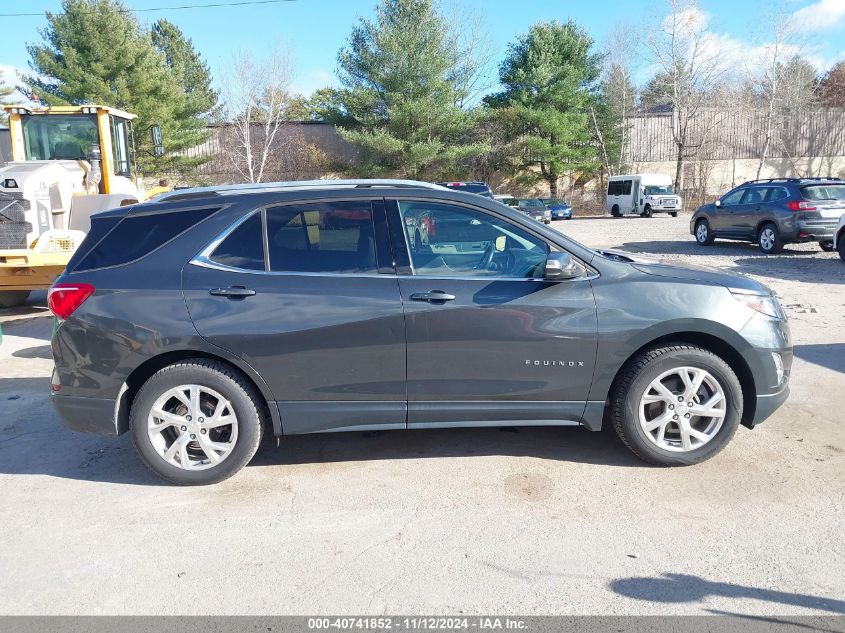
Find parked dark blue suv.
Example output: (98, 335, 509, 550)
(49, 180, 791, 484)
(691, 177, 845, 254)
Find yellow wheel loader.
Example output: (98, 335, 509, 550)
(0, 104, 157, 308)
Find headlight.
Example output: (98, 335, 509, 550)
(731, 291, 786, 320)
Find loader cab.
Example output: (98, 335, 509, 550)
(5, 104, 138, 196)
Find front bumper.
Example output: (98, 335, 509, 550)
(748, 382, 790, 427)
(52, 393, 120, 435)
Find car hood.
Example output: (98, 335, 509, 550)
(597, 249, 771, 295)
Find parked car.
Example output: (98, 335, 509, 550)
(691, 177, 845, 254)
(50, 179, 791, 484)
(607, 174, 682, 217)
(514, 198, 552, 224)
(542, 198, 573, 220)
(836, 213, 845, 263)
(435, 181, 494, 198)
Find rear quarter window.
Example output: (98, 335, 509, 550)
(73, 206, 219, 271)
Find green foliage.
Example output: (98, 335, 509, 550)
(485, 20, 602, 195)
(151, 19, 218, 174)
(323, 0, 486, 179)
(24, 0, 213, 175)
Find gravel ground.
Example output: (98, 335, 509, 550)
(0, 216, 843, 616)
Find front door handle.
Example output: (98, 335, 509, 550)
(209, 286, 256, 298)
(409, 290, 456, 303)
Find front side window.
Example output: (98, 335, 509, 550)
(266, 201, 377, 273)
(21, 114, 99, 161)
(398, 201, 550, 279)
(721, 189, 745, 206)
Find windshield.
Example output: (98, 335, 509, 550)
(644, 185, 674, 195)
(521, 199, 544, 207)
(21, 114, 99, 161)
(801, 184, 845, 201)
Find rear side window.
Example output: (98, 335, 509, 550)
(209, 212, 265, 271)
(801, 185, 845, 201)
(266, 201, 377, 273)
(766, 187, 789, 202)
(75, 207, 219, 271)
(65, 215, 122, 271)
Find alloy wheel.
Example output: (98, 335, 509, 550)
(147, 384, 239, 470)
(696, 223, 708, 243)
(759, 227, 776, 251)
(638, 366, 727, 452)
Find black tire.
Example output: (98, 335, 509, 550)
(819, 241, 835, 252)
(610, 345, 743, 466)
(0, 290, 30, 309)
(839, 235, 845, 263)
(757, 222, 783, 254)
(641, 205, 653, 218)
(611, 205, 621, 218)
(130, 359, 265, 485)
(669, 211, 678, 218)
(694, 219, 714, 246)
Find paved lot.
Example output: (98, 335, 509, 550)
(0, 216, 843, 616)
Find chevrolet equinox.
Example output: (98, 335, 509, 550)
(50, 180, 792, 485)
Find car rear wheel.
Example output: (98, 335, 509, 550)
(669, 212, 678, 218)
(839, 236, 845, 263)
(130, 359, 264, 485)
(758, 223, 782, 254)
(611, 205, 621, 218)
(819, 241, 835, 252)
(694, 219, 714, 245)
(610, 345, 742, 466)
(641, 205, 653, 218)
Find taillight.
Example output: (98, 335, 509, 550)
(787, 200, 816, 212)
(48, 283, 95, 320)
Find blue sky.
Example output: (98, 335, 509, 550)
(1, 0, 844, 99)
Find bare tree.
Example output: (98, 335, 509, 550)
(441, 0, 498, 107)
(220, 48, 295, 183)
(743, 2, 812, 178)
(601, 22, 640, 173)
(645, 0, 727, 192)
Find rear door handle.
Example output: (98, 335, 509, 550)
(409, 290, 456, 303)
(209, 286, 256, 298)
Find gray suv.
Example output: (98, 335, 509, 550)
(691, 177, 845, 254)
(50, 180, 791, 484)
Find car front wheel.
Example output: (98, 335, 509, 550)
(758, 223, 783, 254)
(839, 236, 845, 263)
(694, 219, 714, 245)
(610, 345, 742, 466)
(130, 359, 264, 485)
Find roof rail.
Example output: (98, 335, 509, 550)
(149, 179, 447, 203)
(742, 177, 843, 185)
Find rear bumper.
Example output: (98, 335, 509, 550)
(783, 219, 837, 242)
(52, 393, 120, 435)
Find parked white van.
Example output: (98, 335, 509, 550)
(606, 174, 683, 217)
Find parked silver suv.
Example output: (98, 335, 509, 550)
(691, 178, 845, 254)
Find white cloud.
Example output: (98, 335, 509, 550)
(0, 64, 30, 103)
(790, 0, 845, 32)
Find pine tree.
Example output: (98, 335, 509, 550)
(24, 0, 194, 174)
(325, 0, 486, 179)
(486, 20, 602, 197)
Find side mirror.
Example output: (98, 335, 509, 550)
(544, 252, 581, 280)
(151, 125, 164, 157)
(714, 199, 722, 208)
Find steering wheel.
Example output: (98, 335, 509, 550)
(475, 242, 496, 270)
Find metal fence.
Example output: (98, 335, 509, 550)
(624, 107, 845, 163)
